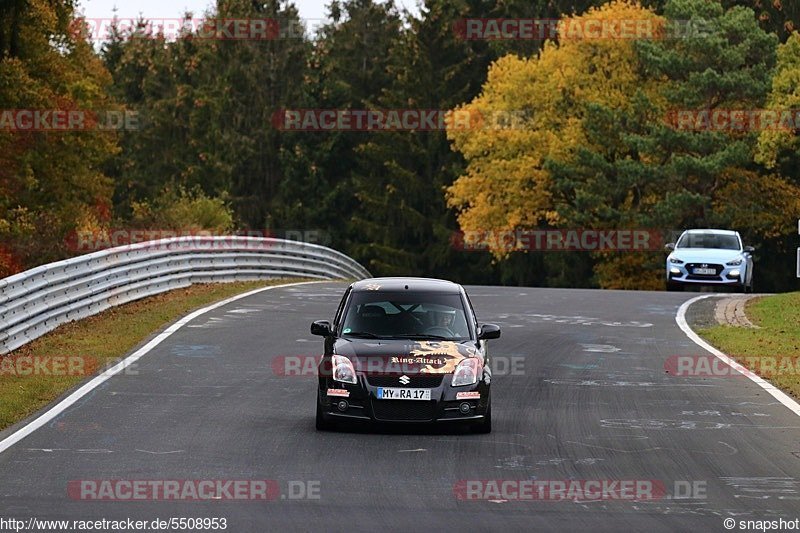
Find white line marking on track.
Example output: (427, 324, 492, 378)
(135, 449, 184, 455)
(676, 294, 800, 418)
(0, 280, 325, 455)
(579, 344, 621, 353)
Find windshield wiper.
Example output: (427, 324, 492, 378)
(342, 331, 384, 338)
(392, 333, 454, 340)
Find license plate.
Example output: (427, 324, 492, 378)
(693, 267, 716, 275)
(376, 387, 431, 400)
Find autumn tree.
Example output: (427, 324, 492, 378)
(755, 32, 800, 172)
(446, 1, 666, 286)
(447, 0, 799, 289)
(0, 0, 117, 275)
(722, 0, 800, 42)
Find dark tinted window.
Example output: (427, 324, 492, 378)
(341, 291, 470, 340)
(677, 233, 740, 250)
(333, 287, 351, 329)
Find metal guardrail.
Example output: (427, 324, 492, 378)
(0, 236, 371, 355)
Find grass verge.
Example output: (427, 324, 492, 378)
(697, 292, 800, 401)
(0, 278, 311, 431)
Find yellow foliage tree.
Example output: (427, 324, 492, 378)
(713, 169, 800, 240)
(445, 1, 666, 256)
(755, 32, 800, 168)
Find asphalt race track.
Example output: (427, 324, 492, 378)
(1, 282, 799, 531)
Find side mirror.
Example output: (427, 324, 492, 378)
(743, 246, 754, 253)
(478, 323, 501, 340)
(664, 243, 675, 252)
(310, 320, 332, 337)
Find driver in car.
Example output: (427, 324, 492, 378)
(431, 309, 456, 332)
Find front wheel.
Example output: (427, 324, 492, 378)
(666, 281, 682, 292)
(316, 399, 335, 431)
(734, 282, 747, 294)
(471, 403, 492, 434)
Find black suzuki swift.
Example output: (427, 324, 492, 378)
(311, 277, 500, 433)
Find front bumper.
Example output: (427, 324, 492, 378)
(666, 261, 746, 286)
(318, 373, 490, 424)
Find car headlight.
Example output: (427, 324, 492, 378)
(331, 354, 356, 384)
(451, 358, 481, 387)
(726, 259, 742, 266)
(669, 258, 684, 264)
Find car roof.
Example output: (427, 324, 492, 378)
(351, 277, 462, 294)
(683, 229, 738, 235)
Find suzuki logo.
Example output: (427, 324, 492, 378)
(399, 375, 410, 385)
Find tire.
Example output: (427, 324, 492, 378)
(472, 403, 492, 434)
(666, 281, 682, 292)
(315, 399, 335, 431)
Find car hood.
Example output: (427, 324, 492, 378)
(332, 339, 481, 375)
(670, 248, 742, 263)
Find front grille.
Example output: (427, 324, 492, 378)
(372, 400, 436, 421)
(367, 374, 444, 388)
(685, 263, 724, 280)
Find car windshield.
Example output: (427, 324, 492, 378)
(677, 233, 740, 250)
(340, 291, 471, 341)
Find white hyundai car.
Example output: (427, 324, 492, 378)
(665, 229, 754, 292)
